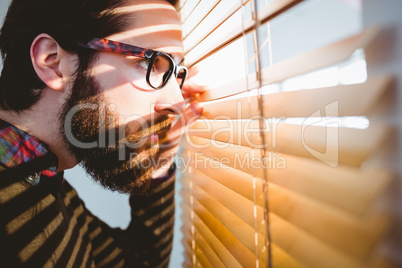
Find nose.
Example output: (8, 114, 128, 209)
(153, 77, 185, 115)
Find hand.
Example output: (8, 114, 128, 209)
(152, 69, 206, 178)
(181, 67, 207, 99)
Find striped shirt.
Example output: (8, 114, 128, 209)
(0, 119, 175, 267)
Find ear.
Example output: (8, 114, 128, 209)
(30, 33, 71, 91)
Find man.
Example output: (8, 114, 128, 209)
(0, 0, 203, 266)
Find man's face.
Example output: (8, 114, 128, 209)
(59, 0, 185, 194)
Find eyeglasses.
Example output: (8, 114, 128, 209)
(77, 38, 188, 90)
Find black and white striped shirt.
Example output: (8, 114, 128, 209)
(0, 120, 175, 267)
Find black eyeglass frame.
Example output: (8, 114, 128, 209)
(77, 37, 188, 89)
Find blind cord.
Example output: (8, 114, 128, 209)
(251, 0, 272, 267)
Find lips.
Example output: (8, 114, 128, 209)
(148, 133, 159, 143)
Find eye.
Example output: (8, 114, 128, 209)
(134, 58, 149, 71)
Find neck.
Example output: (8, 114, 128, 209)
(0, 87, 77, 172)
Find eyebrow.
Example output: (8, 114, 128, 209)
(158, 49, 185, 65)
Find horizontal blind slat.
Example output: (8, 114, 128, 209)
(183, 224, 275, 268)
(178, 0, 190, 10)
(260, 27, 380, 86)
(182, 201, 258, 267)
(185, 153, 390, 260)
(269, 213, 359, 268)
(183, 240, 205, 268)
(257, 0, 304, 25)
(270, 243, 305, 268)
(182, 181, 362, 267)
(190, 170, 266, 234)
(193, 244, 212, 268)
(182, 0, 221, 37)
(185, 0, 304, 67)
(181, 206, 231, 267)
(185, 137, 392, 215)
(179, 0, 201, 20)
(190, 28, 380, 102)
(193, 231, 226, 268)
(189, 120, 388, 166)
(193, 75, 255, 102)
(200, 76, 391, 118)
(183, 0, 241, 52)
(182, 186, 268, 259)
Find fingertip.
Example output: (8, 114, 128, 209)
(188, 66, 200, 77)
(186, 81, 207, 93)
(196, 84, 208, 93)
(201, 85, 209, 92)
(190, 101, 203, 115)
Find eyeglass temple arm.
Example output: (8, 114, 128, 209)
(78, 38, 154, 59)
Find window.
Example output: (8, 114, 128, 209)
(178, 0, 399, 267)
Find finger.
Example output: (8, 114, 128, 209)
(161, 102, 203, 149)
(181, 80, 207, 99)
(151, 154, 174, 177)
(188, 66, 200, 78)
(168, 114, 176, 123)
(172, 102, 203, 133)
(153, 102, 203, 178)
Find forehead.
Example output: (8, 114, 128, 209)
(106, 0, 183, 59)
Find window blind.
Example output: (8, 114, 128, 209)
(178, 0, 396, 267)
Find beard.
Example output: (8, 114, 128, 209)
(58, 70, 171, 195)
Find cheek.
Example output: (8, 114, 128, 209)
(92, 55, 159, 120)
(101, 82, 159, 122)
(92, 64, 128, 92)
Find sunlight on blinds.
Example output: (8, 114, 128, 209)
(178, 0, 396, 267)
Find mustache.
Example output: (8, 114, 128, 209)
(122, 115, 172, 145)
(64, 94, 172, 146)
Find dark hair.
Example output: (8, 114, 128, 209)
(0, 0, 178, 112)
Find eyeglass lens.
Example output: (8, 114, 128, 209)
(176, 68, 187, 89)
(148, 54, 186, 89)
(148, 54, 173, 88)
